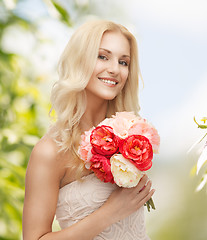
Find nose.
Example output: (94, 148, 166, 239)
(107, 60, 119, 76)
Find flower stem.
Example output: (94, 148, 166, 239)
(144, 197, 155, 212)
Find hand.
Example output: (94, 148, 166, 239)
(103, 174, 155, 223)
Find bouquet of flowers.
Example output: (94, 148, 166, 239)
(78, 112, 160, 211)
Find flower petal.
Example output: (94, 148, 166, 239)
(197, 145, 207, 174)
(110, 154, 143, 188)
(195, 173, 207, 192)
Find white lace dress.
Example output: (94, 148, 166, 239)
(55, 173, 150, 240)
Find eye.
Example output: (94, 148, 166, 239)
(98, 55, 108, 60)
(119, 60, 129, 66)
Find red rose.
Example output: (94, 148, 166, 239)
(119, 135, 153, 171)
(90, 154, 114, 183)
(90, 125, 119, 156)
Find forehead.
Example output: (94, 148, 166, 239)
(99, 31, 130, 56)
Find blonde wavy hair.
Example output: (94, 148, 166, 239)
(49, 20, 142, 177)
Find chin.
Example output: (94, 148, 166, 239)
(86, 88, 120, 102)
(99, 89, 121, 100)
(101, 94, 117, 101)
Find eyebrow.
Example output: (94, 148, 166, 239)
(99, 48, 130, 59)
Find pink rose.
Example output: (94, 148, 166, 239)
(90, 154, 114, 183)
(112, 111, 138, 121)
(98, 117, 114, 127)
(119, 135, 153, 171)
(90, 125, 119, 156)
(78, 129, 93, 164)
(111, 111, 138, 139)
(128, 119, 160, 153)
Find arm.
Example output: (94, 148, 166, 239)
(23, 137, 154, 240)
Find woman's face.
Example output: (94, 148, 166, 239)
(86, 30, 130, 101)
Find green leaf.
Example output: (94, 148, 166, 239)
(51, 1, 72, 26)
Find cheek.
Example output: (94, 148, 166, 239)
(93, 61, 105, 76)
(121, 69, 129, 84)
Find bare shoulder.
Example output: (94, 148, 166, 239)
(31, 135, 58, 161)
(23, 135, 67, 238)
(26, 135, 67, 184)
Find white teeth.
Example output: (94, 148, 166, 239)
(99, 78, 117, 85)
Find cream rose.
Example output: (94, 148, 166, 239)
(110, 154, 143, 188)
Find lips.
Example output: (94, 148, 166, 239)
(98, 77, 118, 85)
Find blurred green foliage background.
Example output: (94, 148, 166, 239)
(0, 1, 50, 238)
(0, 0, 207, 239)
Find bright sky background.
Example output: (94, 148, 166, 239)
(3, 0, 207, 160)
(124, 0, 207, 159)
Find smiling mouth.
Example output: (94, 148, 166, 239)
(98, 78, 118, 85)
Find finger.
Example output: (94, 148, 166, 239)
(137, 189, 155, 209)
(135, 174, 149, 192)
(141, 189, 155, 206)
(137, 180, 152, 199)
(142, 180, 152, 194)
(140, 174, 148, 183)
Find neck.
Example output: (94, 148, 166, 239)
(80, 93, 108, 132)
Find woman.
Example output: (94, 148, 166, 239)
(23, 20, 155, 240)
